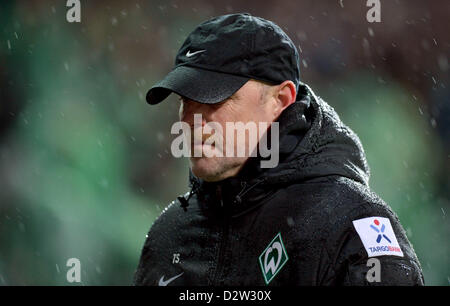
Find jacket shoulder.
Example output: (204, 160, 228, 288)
(144, 192, 201, 242)
(287, 177, 424, 285)
(133, 193, 198, 285)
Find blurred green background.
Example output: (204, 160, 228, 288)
(0, 0, 448, 285)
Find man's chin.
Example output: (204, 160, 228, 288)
(190, 157, 244, 182)
(190, 157, 222, 182)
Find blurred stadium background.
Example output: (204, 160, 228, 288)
(0, 0, 448, 285)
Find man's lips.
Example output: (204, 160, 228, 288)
(192, 142, 215, 147)
(190, 131, 222, 143)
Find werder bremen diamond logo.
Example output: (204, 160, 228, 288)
(258, 232, 289, 284)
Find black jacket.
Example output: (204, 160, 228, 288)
(133, 84, 424, 286)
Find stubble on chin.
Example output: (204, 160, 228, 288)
(189, 156, 246, 182)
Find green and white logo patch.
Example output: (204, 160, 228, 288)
(258, 232, 288, 284)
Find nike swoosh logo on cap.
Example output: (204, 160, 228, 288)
(186, 49, 206, 57)
(158, 272, 184, 286)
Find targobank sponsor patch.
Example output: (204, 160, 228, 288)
(352, 217, 403, 258)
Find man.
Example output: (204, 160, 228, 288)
(134, 13, 424, 286)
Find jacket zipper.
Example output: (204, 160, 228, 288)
(212, 185, 230, 285)
(213, 220, 229, 285)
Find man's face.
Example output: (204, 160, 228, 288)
(178, 80, 279, 182)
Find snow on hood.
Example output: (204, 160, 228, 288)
(260, 83, 370, 187)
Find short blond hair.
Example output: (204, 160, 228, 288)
(252, 79, 275, 104)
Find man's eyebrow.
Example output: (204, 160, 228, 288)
(229, 92, 239, 100)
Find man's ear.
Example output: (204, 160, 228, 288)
(273, 80, 296, 119)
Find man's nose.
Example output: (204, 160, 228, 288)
(181, 100, 209, 127)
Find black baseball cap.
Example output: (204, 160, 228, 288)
(146, 13, 300, 105)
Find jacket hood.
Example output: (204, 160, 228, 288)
(259, 83, 370, 186)
(185, 83, 370, 213)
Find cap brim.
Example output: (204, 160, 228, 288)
(146, 65, 250, 105)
